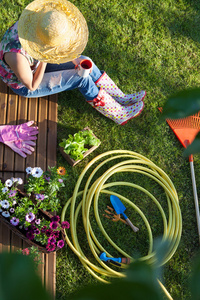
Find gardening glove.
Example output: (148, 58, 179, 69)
(4, 140, 36, 158)
(0, 121, 39, 148)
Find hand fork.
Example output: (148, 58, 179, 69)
(103, 206, 127, 224)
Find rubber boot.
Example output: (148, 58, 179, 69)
(87, 88, 144, 125)
(95, 72, 146, 106)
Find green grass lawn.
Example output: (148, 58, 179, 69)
(1, 0, 200, 299)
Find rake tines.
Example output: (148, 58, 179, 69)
(159, 108, 200, 147)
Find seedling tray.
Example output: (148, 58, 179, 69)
(59, 127, 101, 167)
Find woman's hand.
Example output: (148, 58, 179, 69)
(4, 52, 47, 91)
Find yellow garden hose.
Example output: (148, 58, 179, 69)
(61, 150, 182, 299)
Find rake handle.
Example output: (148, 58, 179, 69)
(189, 155, 200, 244)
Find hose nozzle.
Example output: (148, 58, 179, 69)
(99, 252, 131, 266)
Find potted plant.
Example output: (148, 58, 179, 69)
(0, 166, 70, 253)
(59, 127, 101, 166)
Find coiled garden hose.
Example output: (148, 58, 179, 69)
(61, 150, 182, 299)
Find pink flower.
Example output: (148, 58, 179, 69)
(46, 229, 53, 237)
(61, 221, 70, 229)
(46, 243, 56, 252)
(50, 221, 58, 230)
(52, 231, 60, 238)
(9, 190, 17, 197)
(22, 248, 30, 255)
(57, 240, 65, 249)
(51, 215, 60, 222)
(41, 225, 47, 233)
(48, 237, 56, 244)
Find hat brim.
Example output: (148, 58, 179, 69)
(18, 0, 89, 64)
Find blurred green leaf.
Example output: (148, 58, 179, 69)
(184, 132, 200, 156)
(190, 252, 200, 300)
(0, 252, 51, 300)
(68, 260, 162, 300)
(162, 88, 200, 119)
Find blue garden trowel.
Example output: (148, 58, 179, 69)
(110, 195, 139, 232)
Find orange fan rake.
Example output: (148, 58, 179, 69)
(159, 108, 200, 243)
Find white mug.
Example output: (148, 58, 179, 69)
(76, 59, 93, 78)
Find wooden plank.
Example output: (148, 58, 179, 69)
(45, 252, 56, 298)
(15, 95, 28, 172)
(37, 96, 48, 168)
(47, 93, 57, 168)
(26, 97, 38, 168)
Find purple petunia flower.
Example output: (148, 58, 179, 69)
(46, 229, 53, 237)
(50, 221, 58, 230)
(8, 190, 17, 198)
(35, 219, 41, 225)
(51, 215, 60, 222)
(58, 179, 63, 183)
(52, 231, 60, 238)
(57, 240, 65, 249)
(41, 225, 47, 233)
(61, 221, 70, 229)
(46, 243, 56, 252)
(35, 194, 45, 201)
(26, 231, 34, 240)
(25, 212, 35, 223)
(10, 217, 19, 226)
(31, 224, 36, 230)
(45, 176, 50, 182)
(48, 237, 56, 244)
(34, 228, 40, 235)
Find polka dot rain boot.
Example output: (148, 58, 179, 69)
(87, 88, 144, 125)
(95, 72, 146, 106)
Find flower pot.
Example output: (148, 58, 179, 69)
(59, 127, 101, 167)
(0, 189, 65, 253)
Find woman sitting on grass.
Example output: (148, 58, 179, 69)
(0, 0, 146, 130)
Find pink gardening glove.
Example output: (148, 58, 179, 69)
(5, 140, 36, 158)
(0, 121, 39, 148)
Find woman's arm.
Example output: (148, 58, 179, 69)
(4, 52, 47, 91)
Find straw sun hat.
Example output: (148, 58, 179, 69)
(18, 0, 89, 64)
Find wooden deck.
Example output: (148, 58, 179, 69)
(0, 80, 58, 298)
